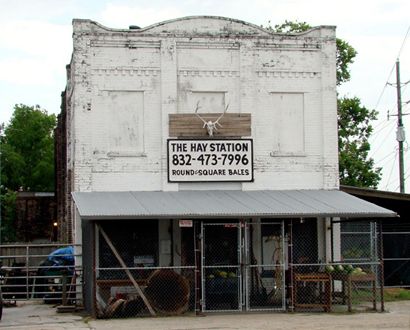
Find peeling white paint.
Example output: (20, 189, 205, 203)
(67, 16, 338, 196)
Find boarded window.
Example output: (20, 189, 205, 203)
(271, 93, 304, 154)
(93, 90, 144, 153)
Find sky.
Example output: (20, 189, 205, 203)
(0, 0, 409, 192)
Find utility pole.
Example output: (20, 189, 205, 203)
(395, 59, 405, 193)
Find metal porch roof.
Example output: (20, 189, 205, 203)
(71, 190, 396, 220)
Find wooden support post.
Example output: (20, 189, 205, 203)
(62, 274, 67, 305)
(97, 225, 156, 316)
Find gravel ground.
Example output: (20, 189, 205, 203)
(0, 300, 409, 330)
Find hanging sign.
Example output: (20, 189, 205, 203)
(167, 139, 253, 182)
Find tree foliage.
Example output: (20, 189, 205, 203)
(265, 20, 381, 188)
(336, 39, 357, 86)
(0, 190, 17, 242)
(1, 104, 56, 192)
(338, 97, 381, 187)
(266, 20, 311, 34)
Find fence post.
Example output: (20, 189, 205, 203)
(288, 219, 294, 312)
(62, 274, 67, 305)
(26, 246, 29, 299)
(378, 220, 385, 312)
(194, 220, 202, 315)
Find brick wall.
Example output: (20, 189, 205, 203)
(55, 90, 72, 243)
(69, 17, 337, 190)
(65, 16, 338, 243)
(14, 192, 56, 242)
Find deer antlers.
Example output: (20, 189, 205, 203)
(194, 101, 229, 136)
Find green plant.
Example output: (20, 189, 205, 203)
(0, 190, 17, 242)
(384, 288, 410, 301)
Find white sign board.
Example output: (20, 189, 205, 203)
(167, 139, 253, 182)
(179, 220, 193, 227)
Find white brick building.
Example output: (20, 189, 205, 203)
(61, 16, 394, 316)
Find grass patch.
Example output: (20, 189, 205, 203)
(350, 289, 374, 304)
(384, 288, 410, 301)
(349, 288, 410, 304)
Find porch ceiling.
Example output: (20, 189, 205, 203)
(71, 190, 397, 220)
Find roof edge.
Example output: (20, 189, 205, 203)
(341, 185, 410, 201)
(72, 16, 333, 36)
(72, 189, 396, 219)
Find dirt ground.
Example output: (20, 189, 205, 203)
(0, 300, 409, 330)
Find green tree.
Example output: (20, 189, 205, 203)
(265, 20, 381, 188)
(1, 104, 56, 192)
(338, 97, 381, 187)
(0, 190, 17, 242)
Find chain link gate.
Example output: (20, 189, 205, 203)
(201, 220, 286, 312)
(245, 221, 286, 311)
(201, 221, 242, 312)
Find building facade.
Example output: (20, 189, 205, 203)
(61, 16, 394, 316)
(13, 192, 56, 242)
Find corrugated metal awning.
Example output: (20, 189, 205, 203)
(72, 190, 396, 220)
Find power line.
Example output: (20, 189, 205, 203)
(372, 116, 391, 131)
(370, 119, 394, 142)
(392, 166, 410, 192)
(389, 152, 410, 191)
(376, 26, 410, 192)
(372, 25, 410, 112)
(389, 163, 410, 186)
(369, 123, 396, 158)
(396, 25, 410, 59)
(384, 150, 397, 190)
(373, 72, 395, 112)
(378, 157, 398, 175)
(374, 149, 398, 166)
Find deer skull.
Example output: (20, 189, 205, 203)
(194, 101, 229, 136)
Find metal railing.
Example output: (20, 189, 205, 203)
(0, 243, 82, 306)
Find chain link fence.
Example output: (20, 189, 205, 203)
(382, 220, 410, 288)
(0, 217, 394, 317)
(337, 221, 382, 311)
(96, 266, 196, 318)
(289, 219, 383, 312)
(95, 223, 196, 318)
(290, 218, 330, 312)
(94, 218, 386, 317)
